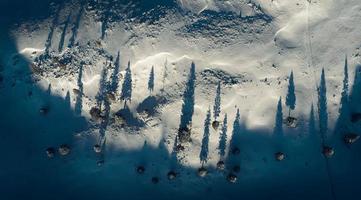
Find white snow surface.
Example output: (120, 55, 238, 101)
(2, 0, 361, 199)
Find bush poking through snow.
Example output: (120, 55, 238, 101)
(344, 133, 360, 144)
(73, 88, 81, 96)
(227, 173, 237, 183)
(217, 161, 225, 170)
(106, 93, 116, 102)
(285, 116, 297, 128)
(178, 126, 191, 143)
(93, 144, 101, 153)
(90, 107, 102, 121)
(136, 166, 145, 174)
(46, 147, 55, 158)
(175, 144, 185, 152)
(167, 171, 177, 180)
(198, 167, 208, 177)
(322, 146, 334, 158)
(151, 177, 159, 184)
(275, 152, 285, 161)
(58, 144, 71, 156)
(212, 120, 220, 130)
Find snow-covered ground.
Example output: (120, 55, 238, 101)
(1, 0, 361, 199)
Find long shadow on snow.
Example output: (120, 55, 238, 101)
(177, 62, 196, 142)
(68, 4, 84, 48)
(0, 21, 88, 200)
(58, 13, 71, 53)
(1, 1, 361, 199)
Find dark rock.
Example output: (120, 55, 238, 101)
(285, 116, 297, 128)
(275, 152, 285, 161)
(39, 106, 49, 115)
(212, 120, 220, 130)
(322, 146, 334, 158)
(178, 126, 191, 143)
(344, 133, 360, 144)
(176, 144, 185, 152)
(232, 147, 240, 155)
(93, 144, 101, 153)
(137, 166, 145, 174)
(73, 88, 81, 95)
(58, 144, 71, 156)
(107, 93, 116, 102)
(97, 160, 104, 166)
(232, 165, 240, 173)
(216, 161, 225, 170)
(151, 177, 159, 184)
(46, 147, 55, 158)
(198, 167, 208, 177)
(227, 173, 237, 183)
(90, 107, 102, 121)
(167, 171, 177, 180)
(351, 113, 361, 123)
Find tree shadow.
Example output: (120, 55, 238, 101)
(286, 71, 296, 117)
(99, 94, 111, 140)
(218, 113, 228, 161)
(115, 105, 145, 128)
(273, 97, 284, 147)
(74, 63, 84, 115)
(199, 108, 211, 165)
(68, 5, 84, 48)
(0, 22, 88, 199)
(100, 12, 109, 40)
(177, 62, 196, 143)
(120, 61, 132, 106)
(333, 56, 351, 142)
(136, 96, 159, 116)
(148, 65, 155, 94)
(136, 94, 168, 124)
(44, 3, 62, 55)
(58, 13, 71, 53)
(109, 51, 121, 94)
(227, 109, 242, 167)
(318, 68, 328, 143)
(96, 66, 109, 109)
(348, 65, 361, 114)
(2, 2, 361, 199)
(213, 81, 221, 120)
(308, 104, 318, 143)
(330, 63, 361, 152)
(65, 90, 71, 110)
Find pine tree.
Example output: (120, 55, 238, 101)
(213, 81, 221, 120)
(286, 71, 296, 116)
(121, 61, 132, 106)
(148, 66, 155, 93)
